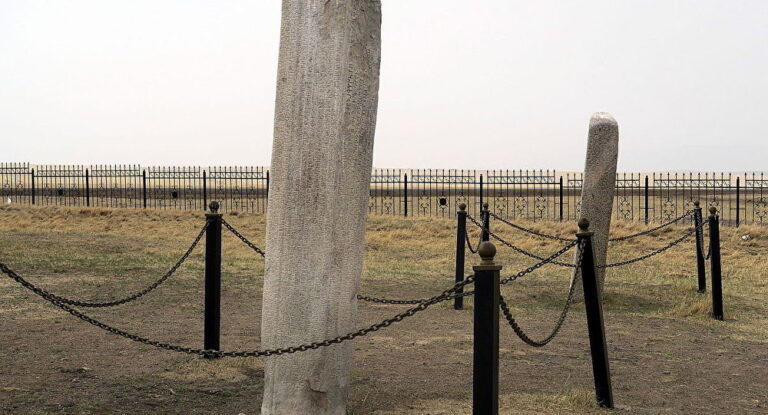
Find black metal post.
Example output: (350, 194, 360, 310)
(481, 202, 490, 242)
(576, 219, 614, 409)
(85, 168, 90, 207)
(709, 207, 724, 320)
(559, 175, 564, 222)
(455, 203, 467, 310)
(693, 201, 706, 293)
(479, 174, 484, 213)
(204, 201, 222, 355)
(202, 170, 208, 211)
(31, 169, 36, 205)
(404, 173, 409, 217)
(142, 170, 147, 209)
(644, 175, 649, 225)
(266, 170, 270, 206)
(735, 176, 740, 227)
(472, 241, 500, 415)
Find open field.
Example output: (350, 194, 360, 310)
(0, 205, 766, 414)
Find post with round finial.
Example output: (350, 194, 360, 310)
(576, 218, 614, 408)
(693, 201, 706, 293)
(472, 241, 501, 414)
(454, 203, 468, 310)
(204, 201, 223, 356)
(708, 206, 724, 320)
(481, 202, 491, 242)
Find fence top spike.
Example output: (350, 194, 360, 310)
(478, 241, 496, 265)
(709, 206, 718, 215)
(578, 218, 590, 231)
(209, 201, 220, 213)
(458, 203, 466, 212)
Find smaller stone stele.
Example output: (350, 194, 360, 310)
(571, 112, 619, 295)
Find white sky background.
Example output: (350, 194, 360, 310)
(1, 0, 767, 171)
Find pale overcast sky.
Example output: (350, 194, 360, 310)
(1, 1, 767, 171)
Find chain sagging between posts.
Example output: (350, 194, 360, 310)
(0, 223, 208, 308)
(498, 239, 586, 347)
(470, 205, 707, 271)
(0, 261, 476, 358)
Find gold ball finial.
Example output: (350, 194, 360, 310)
(209, 201, 220, 213)
(458, 203, 467, 212)
(709, 206, 717, 215)
(477, 241, 496, 265)
(578, 218, 590, 231)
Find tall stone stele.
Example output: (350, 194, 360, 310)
(572, 113, 619, 295)
(260, 1, 381, 414)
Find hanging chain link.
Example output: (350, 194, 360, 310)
(499, 240, 585, 347)
(608, 210, 694, 242)
(599, 225, 698, 268)
(465, 230, 480, 254)
(694, 216, 711, 260)
(499, 240, 578, 285)
(3, 223, 208, 308)
(467, 214, 577, 268)
(358, 238, 578, 304)
(356, 289, 475, 305)
(488, 212, 577, 242)
(0, 262, 474, 358)
(221, 219, 266, 257)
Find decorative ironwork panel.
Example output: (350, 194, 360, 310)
(145, 167, 203, 211)
(0, 163, 32, 204)
(207, 166, 268, 213)
(89, 165, 143, 209)
(34, 165, 86, 206)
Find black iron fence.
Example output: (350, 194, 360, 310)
(2, 163, 765, 226)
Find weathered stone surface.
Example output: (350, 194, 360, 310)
(260, 1, 381, 414)
(573, 113, 619, 293)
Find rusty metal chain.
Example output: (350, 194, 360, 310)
(599, 226, 697, 268)
(695, 218, 711, 260)
(488, 212, 577, 243)
(2, 223, 208, 308)
(221, 219, 266, 257)
(1, 262, 474, 358)
(608, 210, 694, 242)
(356, 288, 475, 305)
(499, 240, 586, 347)
(465, 230, 480, 254)
(499, 240, 577, 285)
(358, 239, 578, 305)
(467, 214, 577, 268)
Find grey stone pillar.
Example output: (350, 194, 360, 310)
(260, 1, 381, 414)
(573, 113, 619, 294)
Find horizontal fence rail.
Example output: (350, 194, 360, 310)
(1, 163, 764, 226)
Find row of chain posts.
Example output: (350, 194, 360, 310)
(2, 163, 767, 226)
(0, 199, 726, 411)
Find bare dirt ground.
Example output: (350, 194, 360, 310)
(0, 205, 766, 414)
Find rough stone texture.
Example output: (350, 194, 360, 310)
(260, 1, 381, 414)
(572, 113, 619, 294)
